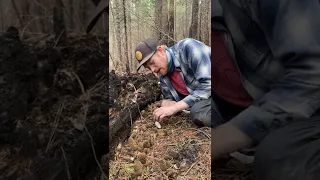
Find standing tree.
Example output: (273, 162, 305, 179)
(122, 0, 130, 74)
(155, 0, 163, 43)
(189, 0, 199, 39)
(168, 0, 175, 46)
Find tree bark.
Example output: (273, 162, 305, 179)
(11, 0, 24, 28)
(155, 0, 163, 42)
(114, 0, 123, 71)
(168, 0, 174, 46)
(122, 0, 130, 74)
(189, 0, 199, 39)
(161, 0, 168, 45)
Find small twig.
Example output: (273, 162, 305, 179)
(61, 70, 86, 96)
(184, 128, 211, 139)
(126, 83, 145, 120)
(46, 103, 64, 153)
(60, 146, 71, 180)
(84, 125, 107, 179)
(71, 71, 86, 95)
(184, 161, 198, 175)
(53, 29, 66, 47)
(33, 0, 47, 12)
(184, 146, 210, 176)
(21, 17, 40, 38)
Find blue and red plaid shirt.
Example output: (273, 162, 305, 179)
(159, 38, 211, 107)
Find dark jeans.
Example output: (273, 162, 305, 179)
(190, 97, 212, 127)
(213, 93, 320, 180)
(254, 118, 320, 180)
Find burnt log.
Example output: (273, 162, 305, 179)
(109, 77, 161, 142)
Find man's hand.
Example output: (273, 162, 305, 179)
(212, 122, 253, 161)
(153, 100, 189, 121)
(153, 106, 178, 121)
(161, 100, 176, 107)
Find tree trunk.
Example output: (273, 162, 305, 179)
(122, 0, 130, 74)
(199, 0, 202, 42)
(185, 1, 188, 37)
(114, 0, 123, 71)
(168, 0, 174, 46)
(161, 0, 168, 45)
(68, 0, 74, 31)
(53, 0, 67, 45)
(155, 0, 162, 42)
(128, 0, 133, 72)
(204, 0, 210, 45)
(189, 0, 199, 39)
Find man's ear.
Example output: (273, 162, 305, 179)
(157, 45, 167, 54)
(157, 46, 163, 51)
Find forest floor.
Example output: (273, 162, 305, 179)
(108, 103, 211, 180)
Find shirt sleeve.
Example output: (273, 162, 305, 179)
(159, 77, 175, 101)
(180, 38, 212, 107)
(227, 0, 320, 143)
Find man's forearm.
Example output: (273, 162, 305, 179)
(172, 100, 189, 113)
(212, 122, 253, 159)
(161, 99, 176, 107)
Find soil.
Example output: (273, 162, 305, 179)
(108, 103, 211, 180)
(0, 27, 110, 180)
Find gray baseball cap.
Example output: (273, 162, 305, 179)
(135, 39, 158, 71)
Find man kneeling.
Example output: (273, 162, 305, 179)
(135, 38, 211, 127)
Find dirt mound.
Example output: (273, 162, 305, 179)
(0, 27, 109, 180)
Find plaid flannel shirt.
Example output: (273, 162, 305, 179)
(159, 38, 211, 107)
(214, 0, 320, 143)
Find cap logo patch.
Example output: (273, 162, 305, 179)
(136, 51, 143, 61)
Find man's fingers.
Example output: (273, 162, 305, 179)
(159, 114, 165, 121)
(153, 109, 160, 121)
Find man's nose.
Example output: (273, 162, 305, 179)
(150, 66, 156, 72)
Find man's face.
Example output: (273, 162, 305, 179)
(144, 47, 168, 76)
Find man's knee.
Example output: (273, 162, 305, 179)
(254, 124, 320, 180)
(253, 130, 289, 180)
(190, 99, 211, 127)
